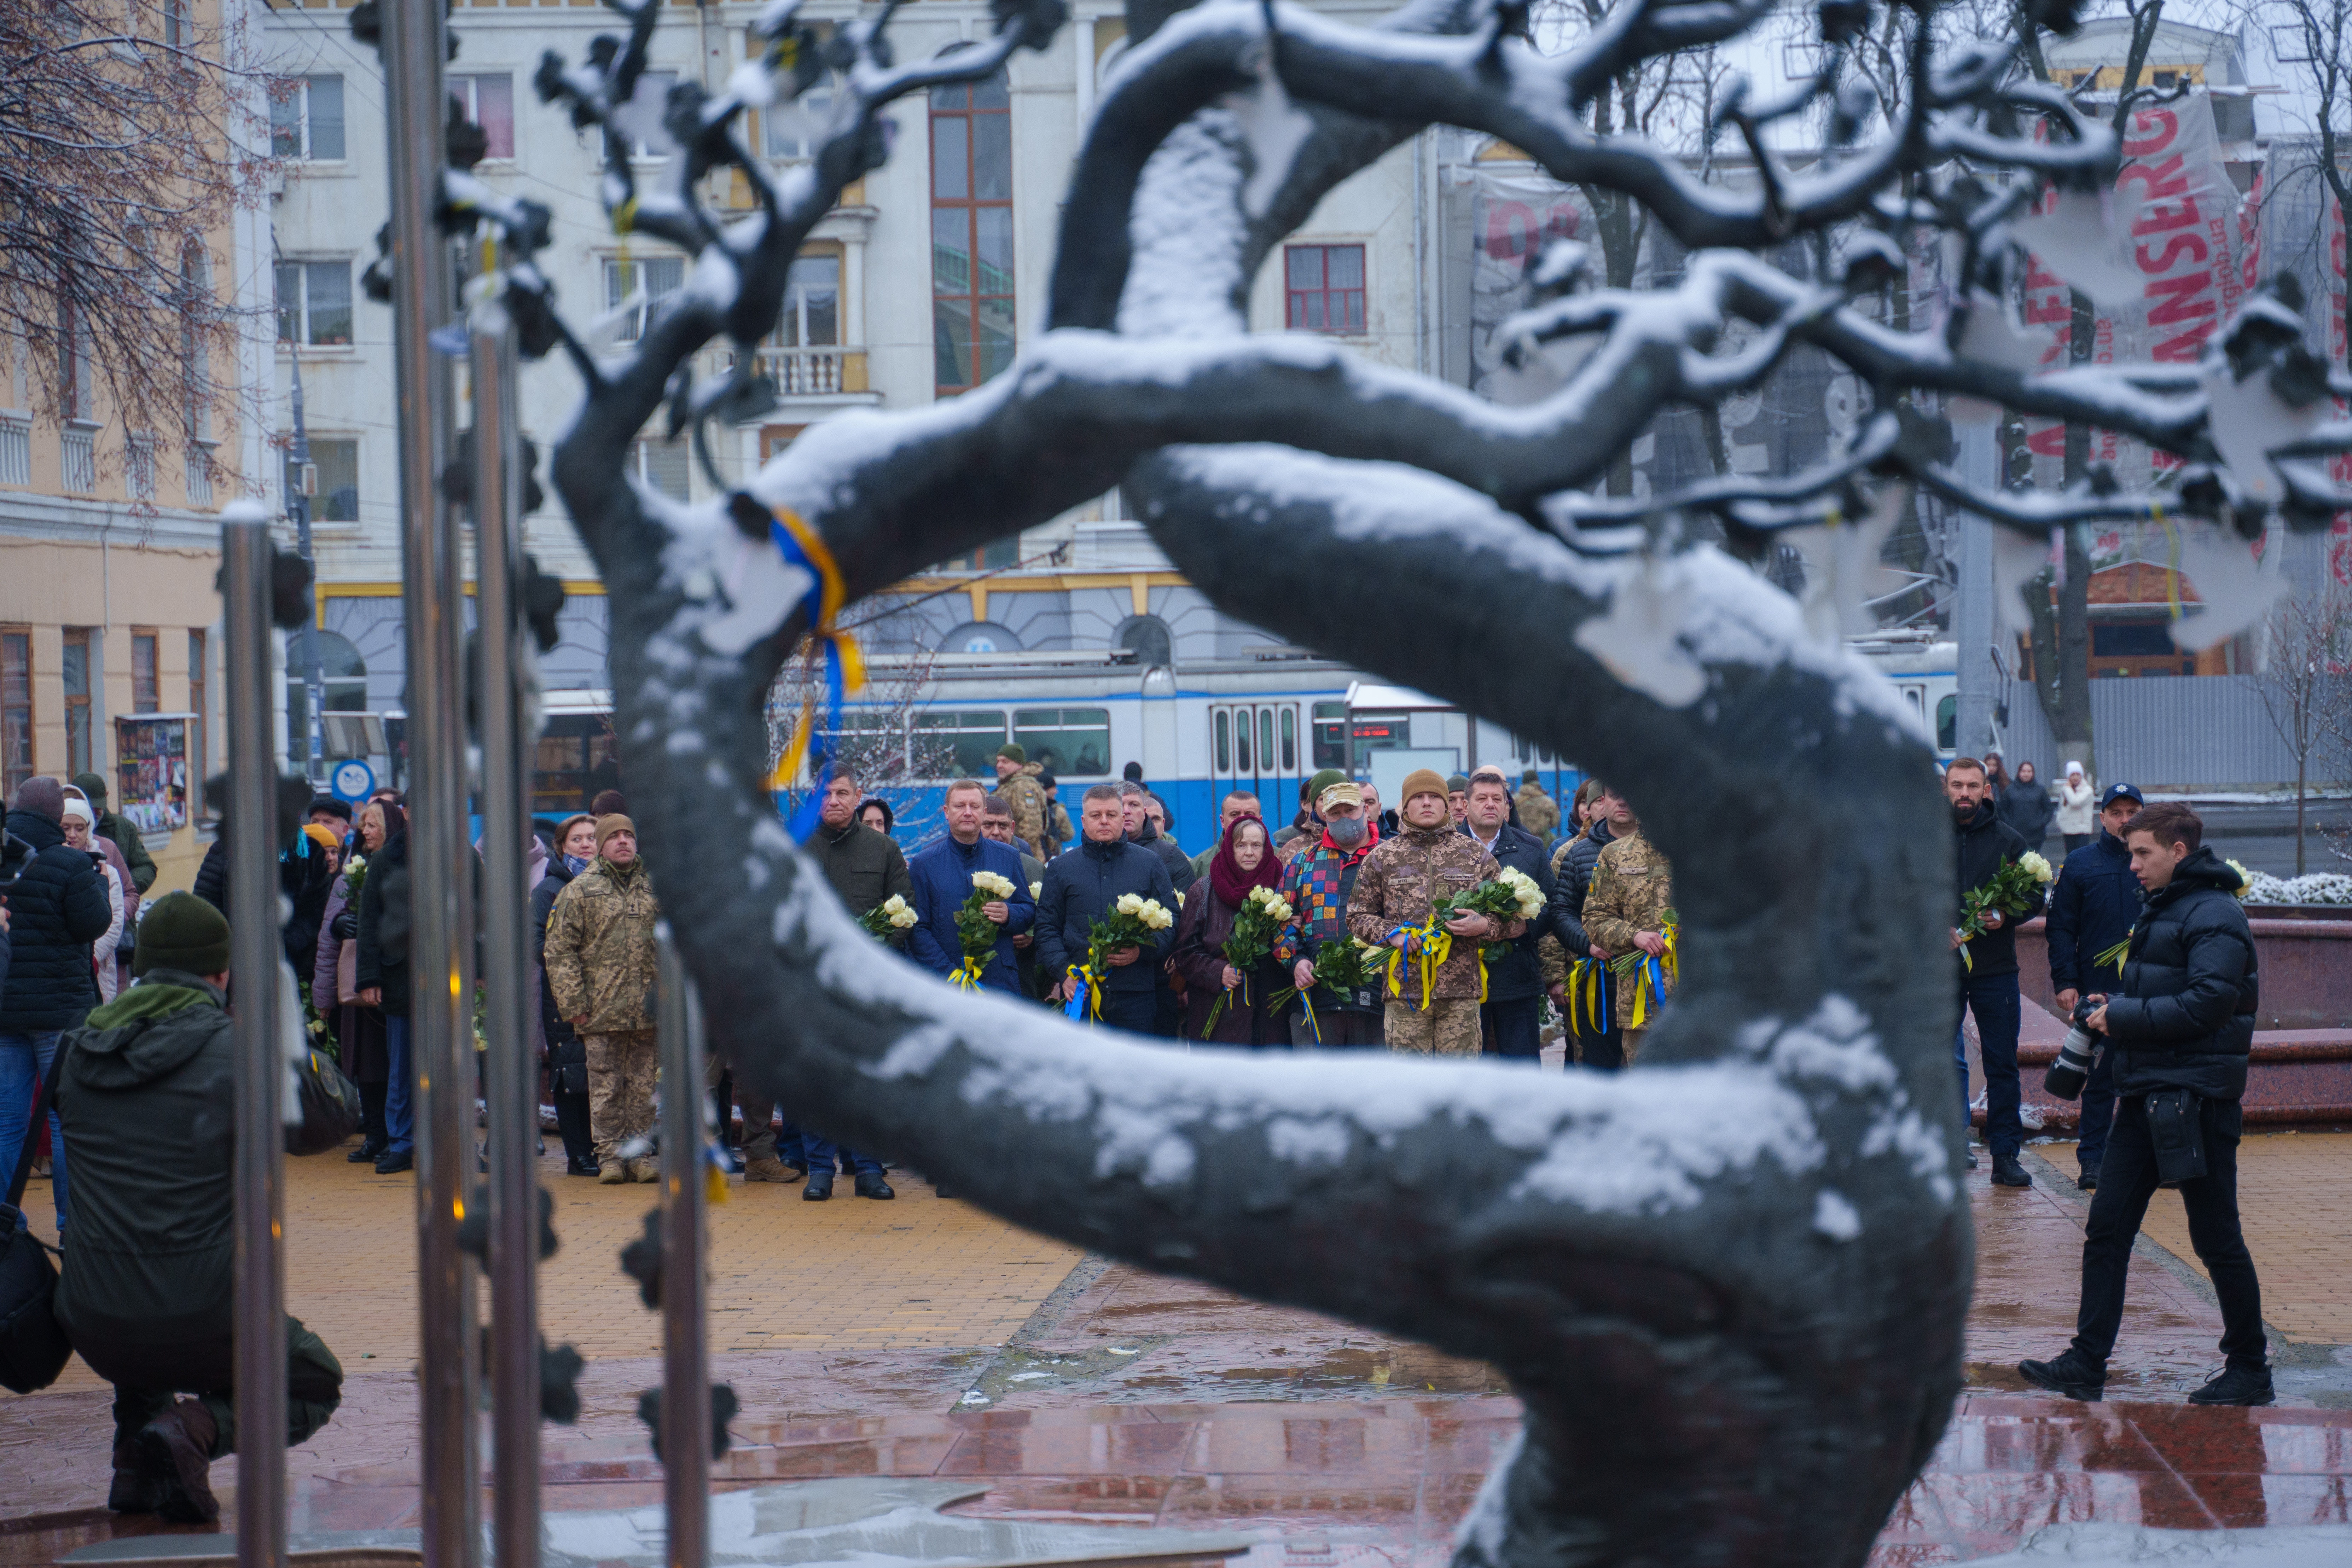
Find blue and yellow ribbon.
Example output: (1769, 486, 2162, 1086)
(1623, 927, 1678, 1030)
(1568, 956, 1611, 1034)
(758, 500, 867, 841)
(1383, 921, 1453, 1012)
(1063, 963, 1103, 1025)
(952, 956, 986, 992)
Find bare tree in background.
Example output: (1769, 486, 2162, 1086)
(766, 640, 954, 836)
(2255, 590, 2352, 875)
(0, 0, 262, 483)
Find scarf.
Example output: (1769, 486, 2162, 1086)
(1209, 817, 1282, 909)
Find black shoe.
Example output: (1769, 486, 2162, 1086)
(854, 1172, 895, 1200)
(2188, 1365, 2275, 1407)
(2077, 1166, 2099, 1191)
(803, 1169, 834, 1202)
(2019, 1349, 2106, 1401)
(374, 1150, 414, 1174)
(565, 1156, 601, 1177)
(348, 1138, 386, 1164)
(933, 1183, 957, 1199)
(135, 1400, 221, 1523)
(1966, 1151, 1980, 1169)
(108, 1441, 165, 1514)
(1991, 1155, 2033, 1188)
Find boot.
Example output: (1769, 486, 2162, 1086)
(2019, 1348, 2106, 1401)
(627, 1157, 660, 1184)
(1991, 1154, 2033, 1188)
(135, 1399, 221, 1523)
(853, 1171, 895, 1201)
(108, 1440, 165, 1514)
(744, 1154, 801, 1183)
(599, 1161, 626, 1184)
(2188, 1365, 2275, 1407)
(803, 1168, 834, 1201)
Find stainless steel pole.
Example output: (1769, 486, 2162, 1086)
(656, 927, 709, 1568)
(223, 507, 286, 1568)
(384, 4, 478, 1566)
(473, 309, 539, 1568)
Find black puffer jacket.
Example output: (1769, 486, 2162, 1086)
(2102, 847, 2259, 1101)
(531, 855, 579, 1051)
(1998, 779, 2056, 844)
(0, 808, 110, 1030)
(1953, 800, 2029, 978)
(354, 827, 413, 1018)
(1035, 836, 1178, 996)
(1547, 815, 1613, 957)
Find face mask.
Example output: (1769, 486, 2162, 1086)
(563, 853, 591, 875)
(1325, 815, 1367, 848)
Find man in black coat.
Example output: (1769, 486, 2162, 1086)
(1949, 757, 2032, 1188)
(1118, 780, 1192, 1035)
(2021, 802, 2270, 1407)
(1462, 768, 1555, 1061)
(1545, 785, 1620, 1070)
(0, 776, 111, 1234)
(1037, 785, 1177, 1036)
(2044, 783, 2145, 1190)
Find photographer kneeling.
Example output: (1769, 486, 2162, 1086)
(2020, 803, 2270, 1406)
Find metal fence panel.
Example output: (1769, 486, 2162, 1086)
(1993, 675, 2349, 789)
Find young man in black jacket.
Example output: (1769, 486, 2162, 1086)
(1948, 757, 2032, 1187)
(1037, 785, 1177, 1036)
(2043, 783, 2145, 1190)
(2021, 803, 2270, 1406)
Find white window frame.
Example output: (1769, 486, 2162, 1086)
(275, 258, 355, 349)
(603, 70, 679, 164)
(602, 254, 684, 344)
(271, 75, 346, 162)
(450, 72, 517, 162)
(760, 77, 840, 162)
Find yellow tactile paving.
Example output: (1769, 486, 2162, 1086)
(17, 1143, 1084, 1392)
(2044, 1131, 2352, 1345)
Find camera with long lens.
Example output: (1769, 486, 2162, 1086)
(2044, 999, 2103, 1100)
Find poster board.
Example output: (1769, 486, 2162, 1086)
(115, 713, 193, 835)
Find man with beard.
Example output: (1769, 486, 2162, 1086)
(1273, 778, 1385, 1046)
(1949, 756, 2032, 1187)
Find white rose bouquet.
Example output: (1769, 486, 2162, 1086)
(1433, 866, 1545, 966)
(1065, 892, 1174, 1022)
(860, 893, 918, 940)
(1201, 885, 1295, 1038)
(951, 871, 1021, 987)
(1958, 851, 2056, 968)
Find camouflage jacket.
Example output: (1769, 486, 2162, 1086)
(1515, 784, 1560, 840)
(543, 855, 661, 1034)
(1583, 827, 1675, 1023)
(1345, 824, 1500, 1001)
(992, 766, 1051, 860)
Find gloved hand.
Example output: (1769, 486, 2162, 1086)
(332, 908, 359, 942)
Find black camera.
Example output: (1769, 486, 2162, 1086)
(2044, 999, 2103, 1100)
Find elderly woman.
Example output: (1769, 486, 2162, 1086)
(1172, 817, 1294, 1049)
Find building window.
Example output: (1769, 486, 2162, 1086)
(604, 71, 678, 162)
(631, 436, 691, 501)
(163, 0, 191, 51)
(132, 632, 159, 713)
(181, 246, 213, 442)
(1285, 244, 1366, 334)
(2, 631, 30, 797)
(603, 255, 683, 344)
(930, 72, 1013, 395)
(0, 418, 27, 487)
(310, 437, 360, 521)
(939, 537, 1019, 571)
(270, 76, 346, 161)
(450, 74, 516, 160)
(275, 260, 354, 347)
(285, 630, 368, 760)
(187, 628, 207, 815)
(59, 297, 94, 421)
(1116, 615, 1173, 670)
(63, 627, 93, 779)
(761, 76, 837, 161)
(770, 256, 840, 348)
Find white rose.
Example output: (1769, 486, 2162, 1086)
(1116, 892, 1144, 916)
(1029, 882, 1043, 900)
(891, 908, 918, 928)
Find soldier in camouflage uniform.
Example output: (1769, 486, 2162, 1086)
(542, 815, 662, 1181)
(1514, 771, 1560, 841)
(1346, 768, 1508, 1058)
(1581, 800, 1675, 1065)
(990, 743, 1051, 860)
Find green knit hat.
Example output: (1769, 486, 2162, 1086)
(72, 771, 110, 807)
(1303, 768, 1346, 807)
(134, 891, 232, 978)
(996, 743, 1027, 765)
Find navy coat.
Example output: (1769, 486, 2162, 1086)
(1460, 820, 1556, 1002)
(905, 832, 1036, 994)
(2046, 828, 2142, 997)
(1034, 837, 1177, 996)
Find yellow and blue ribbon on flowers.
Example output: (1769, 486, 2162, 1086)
(757, 499, 867, 841)
(952, 956, 986, 992)
(1623, 927, 1678, 1030)
(1063, 963, 1104, 1024)
(1569, 956, 1610, 1034)
(1383, 921, 1452, 1012)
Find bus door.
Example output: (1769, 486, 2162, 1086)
(1208, 701, 1301, 822)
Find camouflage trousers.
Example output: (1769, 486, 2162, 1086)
(1383, 999, 1482, 1058)
(1622, 1027, 1650, 1066)
(585, 1029, 658, 1165)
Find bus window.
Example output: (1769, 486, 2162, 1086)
(1235, 710, 1252, 772)
(1279, 708, 1297, 773)
(913, 710, 1006, 778)
(1258, 709, 1275, 772)
(1312, 703, 1346, 769)
(1012, 708, 1111, 777)
(1935, 695, 1957, 753)
(1215, 710, 1231, 772)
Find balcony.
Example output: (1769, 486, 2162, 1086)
(62, 426, 97, 494)
(0, 418, 27, 487)
(753, 346, 866, 398)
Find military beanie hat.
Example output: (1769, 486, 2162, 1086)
(596, 814, 637, 853)
(1399, 768, 1450, 807)
(135, 891, 232, 978)
(997, 743, 1027, 765)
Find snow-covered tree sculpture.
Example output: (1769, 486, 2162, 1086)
(430, 0, 2352, 1563)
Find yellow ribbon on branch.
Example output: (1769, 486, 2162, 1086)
(766, 504, 869, 804)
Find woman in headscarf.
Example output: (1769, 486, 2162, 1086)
(320, 800, 401, 1163)
(1172, 817, 1293, 1048)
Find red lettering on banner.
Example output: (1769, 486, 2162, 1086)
(2123, 111, 2179, 157)
(2131, 198, 2202, 237)
(2137, 232, 2209, 275)
(2118, 154, 2191, 202)
(2026, 424, 2069, 456)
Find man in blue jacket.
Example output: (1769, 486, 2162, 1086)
(1462, 768, 1555, 1060)
(2021, 802, 2270, 1407)
(1036, 785, 1177, 1036)
(2044, 783, 2144, 1191)
(907, 778, 1036, 998)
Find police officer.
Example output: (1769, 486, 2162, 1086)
(2043, 782, 2144, 1190)
(2020, 802, 2271, 1407)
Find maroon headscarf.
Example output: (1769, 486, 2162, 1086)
(1209, 815, 1282, 909)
